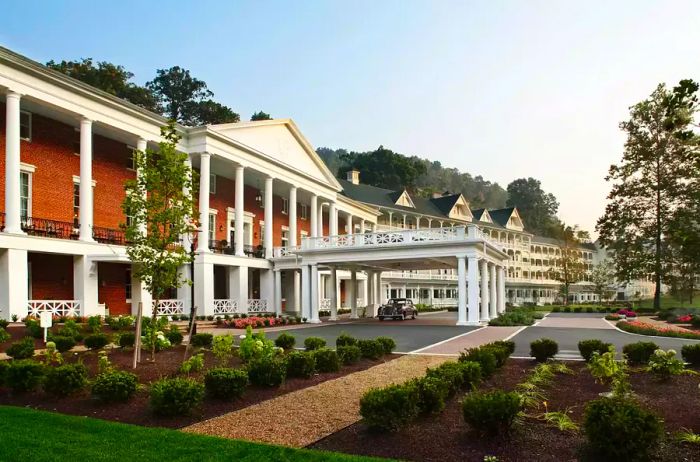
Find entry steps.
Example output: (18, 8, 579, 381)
(554, 349, 582, 361)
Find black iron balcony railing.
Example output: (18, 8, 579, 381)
(0, 212, 126, 245)
(207, 239, 265, 258)
(93, 226, 127, 245)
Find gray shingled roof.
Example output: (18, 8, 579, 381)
(487, 207, 516, 227)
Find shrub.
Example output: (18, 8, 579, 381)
(166, 327, 183, 346)
(681, 344, 700, 366)
(5, 360, 45, 392)
(0, 319, 9, 329)
(578, 340, 613, 362)
(239, 326, 277, 362)
(285, 351, 316, 378)
(24, 319, 42, 338)
(426, 361, 465, 394)
(52, 335, 76, 353)
(84, 333, 110, 350)
(304, 337, 327, 351)
(212, 335, 235, 365)
(0, 360, 8, 386)
(149, 377, 205, 416)
(622, 341, 659, 364)
(92, 370, 138, 402)
(337, 345, 362, 365)
(179, 353, 204, 374)
(190, 333, 213, 348)
(6, 337, 35, 359)
(247, 356, 286, 387)
(118, 332, 136, 348)
(336, 333, 358, 347)
(0, 327, 10, 343)
(87, 315, 102, 333)
(415, 376, 450, 414)
(459, 347, 497, 377)
(359, 383, 419, 431)
(204, 368, 248, 400)
(274, 332, 296, 350)
(462, 390, 522, 436)
(647, 349, 685, 380)
(490, 340, 516, 356)
(43, 363, 88, 396)
(314, 348, 340, 373)
(57, 320, 82, 341)
(358, 339, 384, 360)
(489, 310, 536, 326)
(530, 338, 558, 362)
(583, 398, 663, 460)
(376, 337, 396, 355)
(458, 361, 482, 389)
(481, 342, 512, 368)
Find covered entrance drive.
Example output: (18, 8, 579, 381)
(273, 226, 508, 326)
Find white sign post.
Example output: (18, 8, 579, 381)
(39, 312, 53, 344)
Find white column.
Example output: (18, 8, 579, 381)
(79, 118, 95, 242)
(317, 202, 324, 237)
(74, 255, 99, 316)
(176, 265, 191, 313)
(293, 270, 301, 313)
(289, 186, 297, 247)
(310, 264, 320, 323)
(4, 91, 23, 234)
(349, 269, 358, 318)
(234, 165, 245, 256)
(301, 265, 311, 320)
(360, 219, 366, 234)
(456, 256, 468, 326)
(467, 256, 480, 324)
(264, 176, 273, 258)
(260, 269, 274, 308)
(136, 138, 149, 237)
(310, 195, 318, 238)
(388, 212, 393, 228)
(346, 213, 353, 234)
(427, 218, 433, 228)
(489, 263, 498, 318)
(416, 216, 421, 229)
(480, 259, 490, 321)
(366, 270, 374, 316)
(197, 153, 211, 252)
(498, 265, 506, 313)
(330, 267, 338, 321)
(193, 258, 214, 315)
(274, 270, 282, 315)
(229, 266, 248, 313)
(0, 248, 28, 319)
(329, 202, 337, 235)
(402, 214, 407, 229)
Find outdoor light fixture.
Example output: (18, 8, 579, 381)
(255, 190, 263, 205)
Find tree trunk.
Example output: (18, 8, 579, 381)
(151, 299, 159, 362)
(654, 161, 662, 311)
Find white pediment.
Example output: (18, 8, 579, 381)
(395, 190, 415, 208)
(448, 195, 473, 221)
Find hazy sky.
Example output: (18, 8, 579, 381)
(2, 0, 699, 234)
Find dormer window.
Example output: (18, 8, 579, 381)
(394, 190, 415, 208)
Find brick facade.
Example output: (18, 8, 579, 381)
(28, 253, 73, 300)
(97, 262, 130, 316)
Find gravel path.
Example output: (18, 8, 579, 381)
(182, 354, 447, 447)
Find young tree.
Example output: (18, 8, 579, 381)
(122, 123, 197, 360)
(597, 80, 699, 310)
(550, 225, 588, 305)
(251, 110, 272, 121)
(590, 259, 616, 302)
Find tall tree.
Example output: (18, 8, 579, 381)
(122, 123, 197, 360)
(251, 111, 272, 121)
(506, 178, 560, 236)
(549, 224, 589, 305)
(590, 259, 617, 302)
(338, 145, 427, 191)
(597, 80, 699, 310)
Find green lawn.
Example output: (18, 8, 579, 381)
(0, 406, 388, 462)
(634, 294, 700, 310)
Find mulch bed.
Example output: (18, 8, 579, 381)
(0, 345, 399, 429)
(311, 359, 700, 462)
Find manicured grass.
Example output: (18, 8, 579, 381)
(0, 406, 389, 462)
(634, 294, 700, 310)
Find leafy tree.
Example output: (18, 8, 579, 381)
(122, 123, 197, 360)
(506, 178, 560, 237)
(597, 80, 699, 310)
(549, 225, 589, 305)
(338, 145, 427, 191)
(251, 111, 272, 121)
(590, 259, 617, 302)
(190, 100, 240, 125)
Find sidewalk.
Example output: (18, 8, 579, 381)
(414, 326, 523, 355)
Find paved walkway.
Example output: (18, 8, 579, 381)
(414, 326, 523, 355)
(182, 354, 447, 447)
(535, 314, 614, 329)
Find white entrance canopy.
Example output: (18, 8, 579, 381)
(273, 226, 508, 326)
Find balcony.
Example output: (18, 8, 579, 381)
(209, 240, 265, 258)
(0, 212, 126, 245)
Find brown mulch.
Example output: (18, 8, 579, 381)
(311, 360, 700, 462)
(0, 345, 398, 429)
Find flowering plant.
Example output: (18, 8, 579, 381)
(676, 314, 693, 323)
(646, 349, 686, 380)
(617, 309, 637, 317)
(238, 325, 278, 362)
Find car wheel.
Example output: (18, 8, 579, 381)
(379, 316, 384, 321)
(402, 313, 406, 321)
(412, 312, 416, 320)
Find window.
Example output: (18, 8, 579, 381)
(127, 147, 137, 170)
(208, 213, 216, 243)
(209, 174, 217, 194)
(281, 228, 289, 247)
(73, 128, 80, 155)
(125, 204, 134, 228)
(260, 222, 265, 241)
(300, 203, 308, 220)
(125, 269, 132, 301)
(73, 182, 80, 226)
(282, 198, 289, 215)
(20, 171, 31, 219)
(19, 111, 31, 141)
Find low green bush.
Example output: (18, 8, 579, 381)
(359, 383, 419, 431)
(84, 333, 110, 350)
(681, 344, 700, 366)
(204, 368, 248, 400)
(459, 347, 497, 377)
(583, 398, 663, 461)
(274, 332, 296, 350)
(24, 319, 42, 338)
(530, 338, 558, 362)
(190, 333, 213, 348)
(357, 339, 384, 360)
(149, 377, 205, 416)
(458, 360, 482, 389)
(5, 360, 45, 392)
(336, 333, 358, 347)
(578, 339, 613, 362)
(481, 342, 512, 367)
(426, 361, 465, 394)
(647, 349, 685, 380)
(0, 319, 9, 329)
(337, 345, 362, 365)
(166, 329, 183, 346)
(303, 337, 327, 351)
(92, 370, 138, 402)
(247, 356, 286, 387)
(375, 337, 396, 355)
(488, 310, 536, 326)
(0, 327, 10, 343)
(622, 341, 659, 364)
(43, 363, 88, 396)
(462, 390, 522, 436)
(415, 376, 450, 414)
(51, 335, 76, 353)
(118, 332, 136, 348)
(314, 348, 340, 373)
(285, 351, 316, 378)
(6, 337, 35, 359)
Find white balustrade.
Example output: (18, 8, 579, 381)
(320, 298, 331, 310)
(153, 299, 184, 315)
(247, 298, 270, 313)
(301, 226, 472, 251)
(28, 300, 81, 317)
(272, 245, 300, 258)
(213, 299, 238, 315)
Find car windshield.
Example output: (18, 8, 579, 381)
(390, 299, 406, 306)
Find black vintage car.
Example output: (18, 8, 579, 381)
(377, 298, 418, 321)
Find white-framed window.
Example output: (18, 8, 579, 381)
(260, 221, 265, 240)
(19, 111, 31, 141)
(300, 203, 308, 220)
(125, 268, 132, 301)
(127, 146, 137, 171)
(20, 170, 32, 219)
(210, 174, 217, 194)
(282, 197, 289, 215)
(73, 182, 80, 225)
(281, 227, 289, 247)
(208, 212, 216, 243)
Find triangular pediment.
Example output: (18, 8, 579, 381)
(393, 190, 415, 208)
(447, 194, 472, 221)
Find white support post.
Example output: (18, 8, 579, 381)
(0, 248, 28, 319)
(330, 267, 338, 321)
(289, 186, 297, 247)
(229, 266, 248, 314)
(310, 264, 320, 323)
(193, 258, 214, 315)
(467, 256, 480, 324)
(310, 195, 318, 238)
(132, 269, 153, 316)
(260, 268, 274, 309)
(136, 138, 149, 238)
(346, 213, 353, 234)
(415, 216, 421, 229)
(234, 165, 245, 256)
(4, 91, 23, 234)
(402, 214, 407, 229)
(74, 255, 100, 316)
(79, 118, 95, 242)
(456, 256, 468, 326)
(360, 219, 366, 234)
(497, 265, 506, 313)
(480, 259, 490, 321)
(176, 265, 190, 312)
(264, 176, 273, 258)
(349, 269, 358, 318)
(317, 202, 324, 237)
(489, 263, 498, 318)
(197, 153, 211, 252)
(301, 265, 311, 320)
(274, 270, 282, 316)
(366, 270, 375, 316)
(376, 271, 383, 304)
(329, 202, 337, 236)
(293, 269, 301, 313)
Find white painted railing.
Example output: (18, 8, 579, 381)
(320, 298, 331, 310)
(247, 299, 270, 313)
(213, 299, 238, 314)
(153, 299, 184, 315)
(28, 300, 81, 317)
(272, 245, 301, 258)
(383, 271, 457, 281)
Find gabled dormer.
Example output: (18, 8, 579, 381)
(472, 208, 492, 223)
(489, 207, 524, 231)
(431, 193, 473, 222)
(391, 189, 416, 208)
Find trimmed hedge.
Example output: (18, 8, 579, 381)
(359, 383, 418, 431)
(6, 337, 35, 360)
(52, 335, 76, 353)
(246, 356, 286, 387)
(357, 339, 384, 360)
(204, 368, 248, 400)
(375, 337, 396, 355)
(530, 338, 558, 362)
(336, 333, 358, 347)
(578, 339, 613, 362)
(149, 377, 205, 416)
(274, 332, 296, 350)
(4, 360, 45, 393)
(622, 341, 659, 364)
(92, 370, 138, 402)
(84, 333, 110, 350)
(459, 347, 497, 377)
(43, 363, 88, 396)
(415, 376, 450, 414)
(337, 345, 362, 365)
(118, 332, 136, 348)
(462, 390, 522, 436)
(314, 348, 341, 373)
(190, 333, 214, 348)
(681, 344, 700, 366)
(304, 337, 327, 351)
(285, 351, 316, 378)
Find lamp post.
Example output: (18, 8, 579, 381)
(184, 231, 199, 336)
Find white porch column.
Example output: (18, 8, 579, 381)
(329, 267, 338, 321)
(467, 256, 480, 324)
(360, 219, 366, 234)
(388, 211, 393, 228)
(497, 265, 506, 313)
(456, 256, 468, 325)
(228, 266, 248, 314)
(489, 262, 498, 318)
(345, 213, 353, 234)
(0, 248, 28, 319)
(132, 269, 153, 317)
(234, 165, 245, 256)
(289, 186, 297, 247)
(4, 91, 23, 234)
(260, 268, 274, 309)
(136, 138, 149, 237)
(402, 214, 407, 229)
(197, 153, 211, 252)
(74, 255, 99, 316)
(301, 265, 311, 320)
(310, 195, 318, 238)
(349, 269, 358, 318)
(274, 270, 282, 315)
(480, 259, 490, 321)
(310, 264, 320, 323)
(79, 118, 95, 242)
(193, 257, 214, 315)
(427, 218, 433, 228)
(416, 216, 421, 229)
(264, 176, 273, 258)
(366, 270, 375, 316)
(293, 270, 301, 313)
(317, 202, 324, 237)
(176, 265, 191, 313)
(329, 202, 337, 235)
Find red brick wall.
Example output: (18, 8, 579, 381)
(29, 253, 73, 300)
(98, 262, 130, 316)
